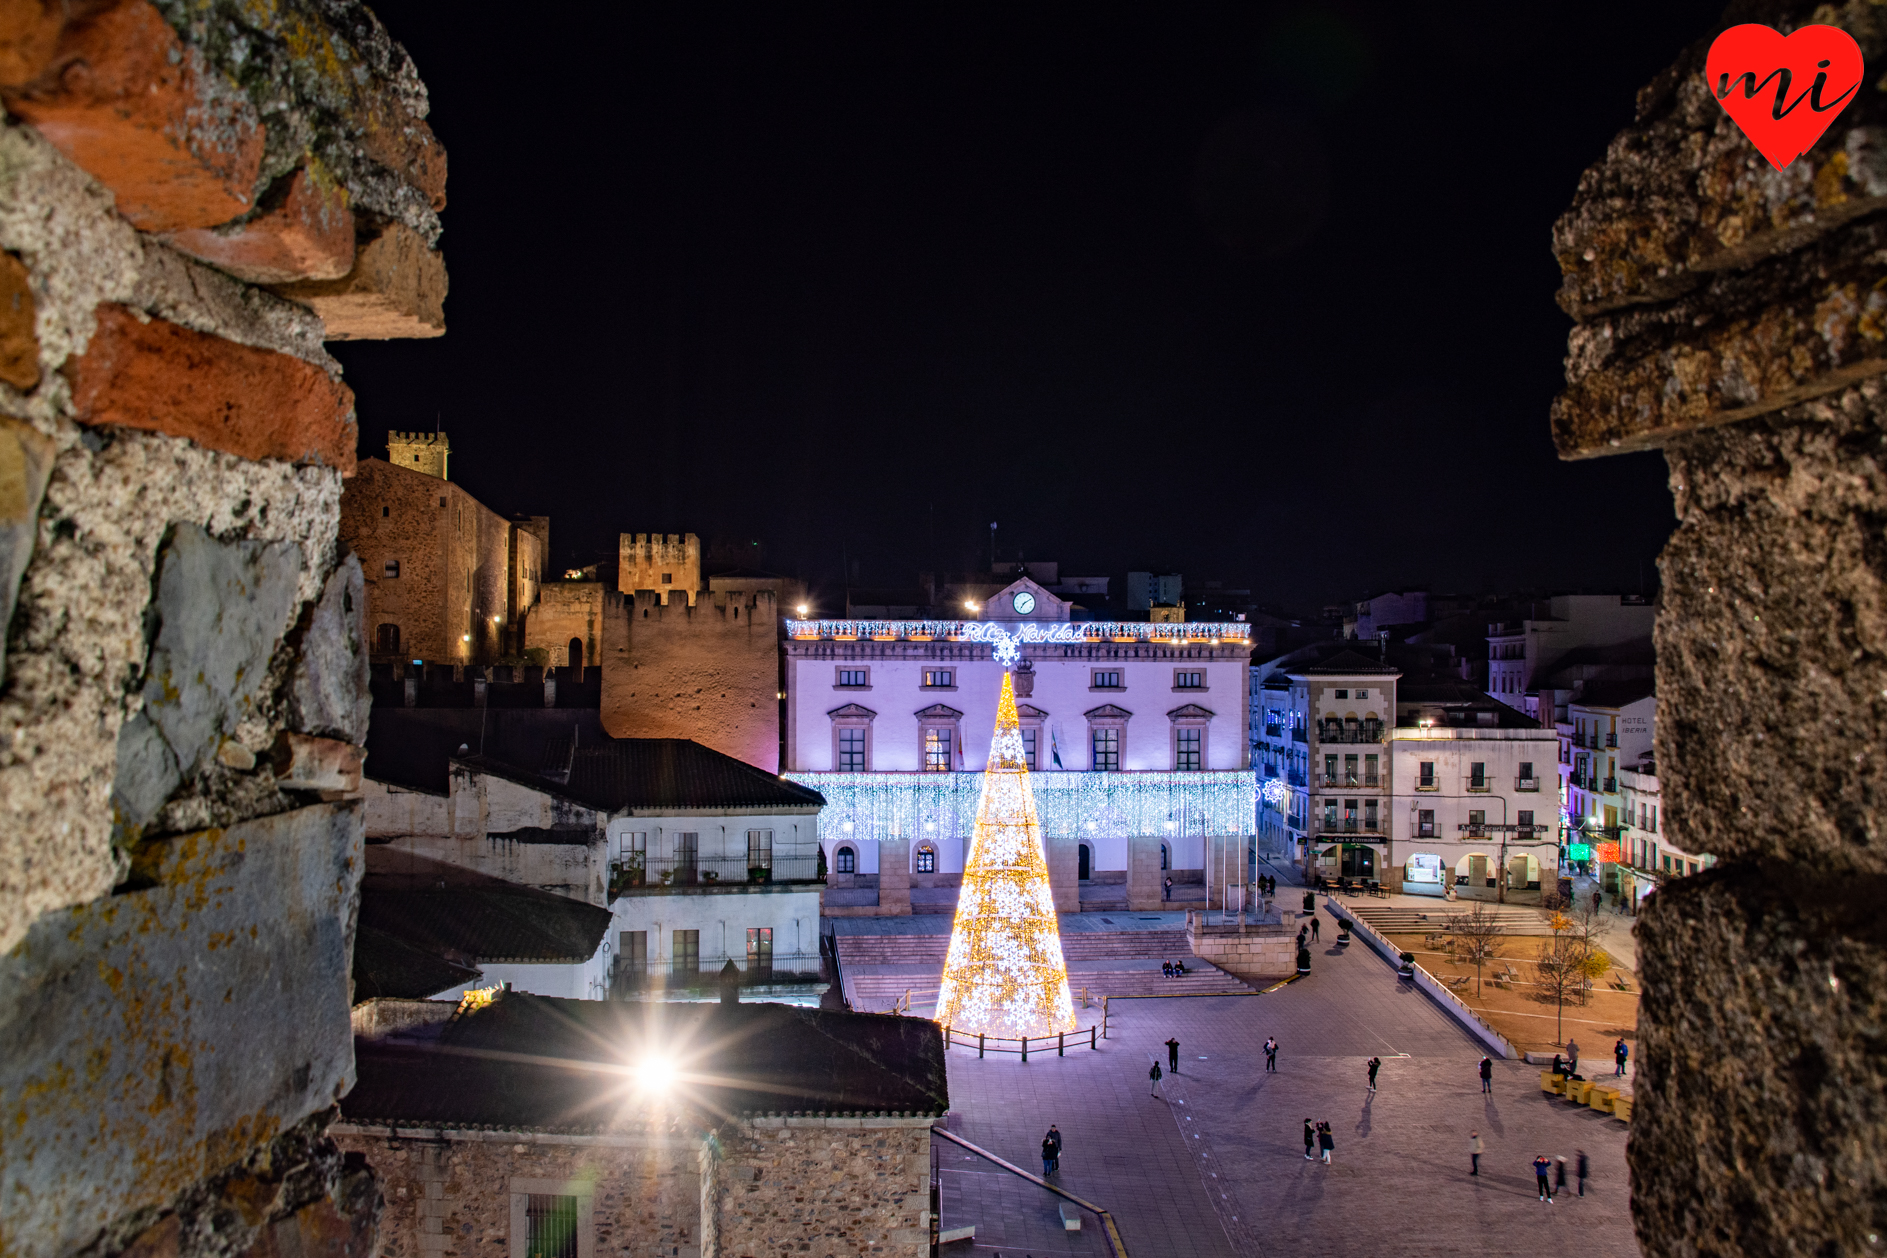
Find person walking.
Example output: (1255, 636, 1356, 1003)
(1047, 1125, 1062, 1174)
(1318, 1122, 1334, 1164)
(1167, 1037, 1180, 1073)
(1576, 1149, 1589, 1197)
(1479, 1056, 1493, 1094)
(1042, 1132, 1057, 1177)
(1163, 876, 1173, 902)
(1149, 1060, 1163, 1097)
(1566, 1038, 1581, 1077)
(1469, 1131, 1483, 1176)
(1533, 1154, 1554, 1202)
(1366, 1056, 1381, 1092)
(1310, 915, 1321, 942)
(1264, 1037, 1278, 1072)
(1303, 1118, 1315, 1160)
(1615, 1038, 1629, 1077)
(1555, 1156, 1568, 1197)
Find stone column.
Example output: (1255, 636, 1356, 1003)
(1553, 15, 1887, 1249)
(877, 837, 913, 916)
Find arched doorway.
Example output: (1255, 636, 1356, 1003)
(1077, 843, 1092, 881)
(568, 637, 584, 671)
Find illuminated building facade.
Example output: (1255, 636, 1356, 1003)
(783, 577, 1256, 914)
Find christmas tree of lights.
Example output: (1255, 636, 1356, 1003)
(935, 663, 1076, 1038)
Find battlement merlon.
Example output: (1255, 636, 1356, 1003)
(387, 430, 451, 480)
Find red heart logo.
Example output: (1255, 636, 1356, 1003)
(1706, 24, 1864, 170)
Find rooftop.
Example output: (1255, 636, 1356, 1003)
(360, 850, 612, 966)
(1569, 680, 1656, 710)
(343, 991, 949, 1132)
(1293, 648, 1401, 677)
(460, 739, 826, 814)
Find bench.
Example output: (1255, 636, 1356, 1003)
(1057, 1202, 1081, 1232)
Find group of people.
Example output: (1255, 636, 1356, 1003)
(1528, 1151, 1590, 1201)
(1549, 1037, 1630, 1082)
(1160, 959, 1191, 978)
(1303, 1118, 1335, 1162)
(1039, 1124, 1063, 1176)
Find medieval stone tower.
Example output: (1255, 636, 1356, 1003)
(387, 430, 451, 480)
(619, 532, 701, 604)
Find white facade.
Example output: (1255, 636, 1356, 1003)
(1389, 727, 1560, 900)
(1565, 691, 1655, 838)
(783, 579, 1254, 910)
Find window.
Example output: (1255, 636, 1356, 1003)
(1469, 762, 1488, 790)
(380, 505, 389, 518)
(1364, 799, 1378, 831)
(1175, 670, 1204, 689)
(1176, 727, 1201, 770)
(915, 845, 936, 873)
(1323, 799, 1337, 829)
(618, 930, 647, 981)
(923, 669, 954, 688)
(525, 1196, 579, 1258)
(614, 830, 647, 864)
(837, 668, 870, 687)
(1333, 689, 1348, 699)
(1093, 670, 1122, 689)
(1021, 728, 1038, 770)
(661, 573, 672, 584)
(838, 727, 867, 771)
(670, 929, 699, 976)
(1418, 761, 1437, 789)
(1364, 754, 1379, 786)
(924, 726, 953, 771)
(1663, 853, 1672, 871)
(1344, 753, 1359, 785)
(746, 829, 772, 870)
(835, 846, 855, 874)
(1355, 689, 1368, 700)
(1518, 810, 1535, 830)
(671, 833, 698, 886)
(1418, 809, 1435, 838)
(1324, 753, 1338, 785)
(1092, 727, 1120, 771)
(1649, 806, 1658, 833)
(1468, 809, 1486, 835)
(1343, 799, 1358, 829)
(374, 623, 400, 653)
(1688, 861, 1699, 876)
(383, 560, 400, 578)
(746, 927, 773, 976)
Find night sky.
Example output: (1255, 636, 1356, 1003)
(340, 2, 1727, 613)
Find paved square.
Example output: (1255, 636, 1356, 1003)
(944, 921, 1639, 1257)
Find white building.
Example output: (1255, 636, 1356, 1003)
(1388, 719, 1559, 901)
(783, 576, 1255, 914)
(1564, 682, 1655, 846)
(1486, 595, 1656, 715)
(363, 738, 826, 997)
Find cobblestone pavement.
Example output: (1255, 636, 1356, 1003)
(945, 917, 1639, 1258)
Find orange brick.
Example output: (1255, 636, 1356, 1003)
(66, 304, 355, 473)
(165, 165, 355, 284)
(0, 250, 39, 391)
(360, 112, 447, 212)
(4, 0, 263, 232)
(0, 0, 66, 88)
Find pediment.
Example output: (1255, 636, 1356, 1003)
(1084, 703, 1133, 720)
(915, 703, 964, 720)
(827, 703, 878, 720)
(1168, 703, 1216, 721)
(1016, 704, 1049, 721)
(985, 577, 1070, 622)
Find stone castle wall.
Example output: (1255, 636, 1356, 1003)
(619, 531, 701, 604)
(600, 589, 781, 771)
(704, 1117, 933, 1258)
(1552, 5, 1887, 1250)
(525, 580, 604, 668)
(0, 2, 446, 1256)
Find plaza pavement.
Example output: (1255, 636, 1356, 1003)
(943, 896, 1640, 1258)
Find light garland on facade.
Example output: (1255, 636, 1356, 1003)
(784, 618, 1251, 646)
(786, 770, 1258, 842)
(934, 671, 1076, 1039)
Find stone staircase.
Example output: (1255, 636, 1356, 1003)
(1343, 904, 1550, 936)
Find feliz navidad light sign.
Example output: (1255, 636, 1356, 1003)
(1707, 23, 1863, 170)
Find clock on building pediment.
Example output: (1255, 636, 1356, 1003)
(1013, 591, 1035, 615)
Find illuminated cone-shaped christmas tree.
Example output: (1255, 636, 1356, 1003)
(935, 668, 1076, 1038)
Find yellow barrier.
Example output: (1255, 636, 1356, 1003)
(1540, 1071, 1560, 1094)
(1614, 1097, 1633, 1122)
(1566, 1080, 1594, 1105)
(1588, 1086, 1619, 1114)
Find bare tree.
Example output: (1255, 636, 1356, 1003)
(1533, 908, 1614, 1042)
(1448, 901, 1506, 998)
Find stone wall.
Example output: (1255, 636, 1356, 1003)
(704, 1117, 933, 1258)
(0, 2, 445, 1256)
(1551, 4, 1887, 1250)
(525, 580, 603, 668)
(1187, 919, 1295, 981)
(619, 531, 701, 604)
(600, 589, 781, 771)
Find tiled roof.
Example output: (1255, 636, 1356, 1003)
(342, 993, 948, 1132)
(1295, 648, 1401, 676)
(557, 740, 825, 812)
(352, 924, 482, 1001)
(357, 883, 610, 965)
(365, 708, 612, 794)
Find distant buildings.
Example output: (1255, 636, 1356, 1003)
(1485, 595, 1655, 716)
(1125, 570, 1183, 611)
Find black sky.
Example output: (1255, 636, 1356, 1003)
(339, 2, 1726, 613)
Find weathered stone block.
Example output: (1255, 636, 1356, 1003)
(0, 415, 53, 687)
(289, 553, 369, 744)
(1632, 863, 1887, 1256)
(67, 303, 357, 472)
(271, 222, 444, 341)
(1654, 381, 1887, 870)
(271, 732, 363, 795)
(111, 522, 302, 829)
(164, 165, 356, 286)
(0, 802, 363, 1258)
(1, 0, 264, 233)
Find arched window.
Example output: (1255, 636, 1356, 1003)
(915, 844, 936, 874)
(835, 846, 856, 874)
(1160, 843, 1170, 871)
(569, 637, 584, 671)
(375, 623, 400, 653)
(1077, 843, 1092, 881)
